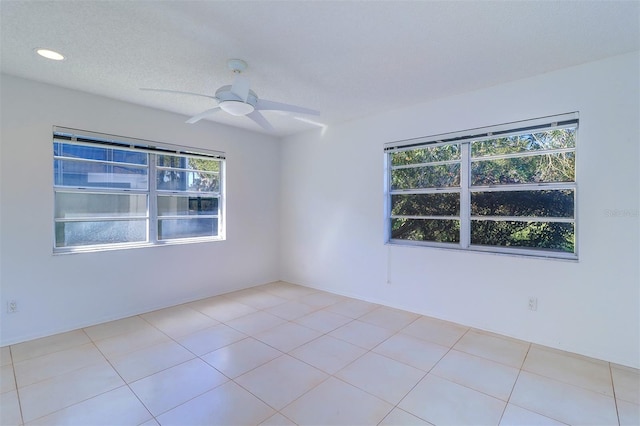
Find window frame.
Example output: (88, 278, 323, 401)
(53, 127, 226, 254)
(384, 113, 578, 260)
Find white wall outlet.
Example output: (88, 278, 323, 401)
(7, 300, 18, 313)
(528, 297, 538, 311)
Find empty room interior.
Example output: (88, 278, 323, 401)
(0, 1, 639, 425)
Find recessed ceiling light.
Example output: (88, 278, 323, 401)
(35, 48, 65, 61)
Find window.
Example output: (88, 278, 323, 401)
(385, 113, 578, 259)
(53, 127, 225, 252)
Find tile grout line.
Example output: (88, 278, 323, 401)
(270, 317, 434, 424)
(8, 330, 91, 365)
(81, 325, 157, 426)
(250, 368, 334, 422)
(608, 362, 622, 426)
(319, 308, 513, 424)
(225, 301, 353, 421)
(16, 328, 142, 425)
(11, 329, 119, 424)
(215, 289, 375, 424)
(193, 284, 330, 423)
(496, 340, 532, 425)
(372, 324, 472, 425)
(96, 320, 239, 424)
(6, 284, 636, 425)
(508, 368, 616, 425)
(85, 315, 243, 424)
(8, 345, 25, 426)
(452, 329, 532, 370)
(140, 287, 332, 420)
(127, 313, 250, 423)
(221, 304, 335, 421)
(9, 342, 110, 390)
(512, 340, 611, 424)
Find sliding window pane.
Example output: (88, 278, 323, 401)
(187, 157, 220, 172)
(157, 196, 218, 216)
(471, 220, 574, 252)
(156, 155, 185, 168)
(156, 171, 220, 192)
(157, 155, 221, 172)
(471, 152, 574, 185)
(391, 193, 459, 216)
(391, 144, 460, 166)
(54, 160, 148, 189)
(54, 142, 147, 165)
(391, 218, 459, 243)
(391, 164, 460, 190)
(55, 193, 147, 219)
(471, 128, 576, 158)
(186, 171, 219, 192)
(158, 218, 218, 240)
(55, 220, 147, 247)
(471, 190, 574, 218)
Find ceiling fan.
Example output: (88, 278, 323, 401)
(141, 59, 320, 131)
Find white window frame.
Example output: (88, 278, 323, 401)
(384, 113, 578, 260)
(53, 127, 226, 253)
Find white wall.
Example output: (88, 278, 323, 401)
(280, 52, 640, 368)
(0, 75, 281, 345)
(2, 53, 638, 367)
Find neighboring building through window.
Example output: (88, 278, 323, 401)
(53, 127, 225, 252)
(384, 113, 578, 259)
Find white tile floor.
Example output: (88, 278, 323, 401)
(1, 281, 638, 425)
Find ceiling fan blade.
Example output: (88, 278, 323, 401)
(185, 107, 221, 124)
(230, 75, 250, 102)
(246, 110, 274, 132)
(140, 88, 218, 101)
(256, 99, 320, 116)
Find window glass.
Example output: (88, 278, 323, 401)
(55, 220, 147, 247)
(54, 131, 224, 252)
(471, 221, 574, 252)
(54, 159, 148, 189)
(158, 218, 219, 240)
(391, 164, 460, 189)
(385, 116, 577, 258)
(391, 193, 460, 217)
(390, 144, 460, 166)
(391, 218, 460, 243)
(55, 192, 147, 218)
(157, 154, 220, 171)
(471, 128, 576, 158)
(471, 190, 574, 218)
(156, 170, 220, 192)
(157, 196, 218, 216)
(54, 142, 147, 165)
(470, 152, 575, 185)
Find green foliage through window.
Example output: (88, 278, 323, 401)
(392, 218, 460, 243)
(386, 117, 578, 258)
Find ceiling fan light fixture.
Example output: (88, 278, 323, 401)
(219, 100, 255, 116)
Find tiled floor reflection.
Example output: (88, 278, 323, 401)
(1, 281, 638, 425)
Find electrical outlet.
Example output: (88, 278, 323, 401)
(7, 300, 18, 313)
(528, 297, 538, 311)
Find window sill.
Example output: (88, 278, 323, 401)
(53, 237, 225, 255)
(385, 240, 579, 262)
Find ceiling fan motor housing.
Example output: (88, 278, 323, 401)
(216, 85, 258, 115)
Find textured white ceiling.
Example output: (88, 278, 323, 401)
(1, 1, 638, 136)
